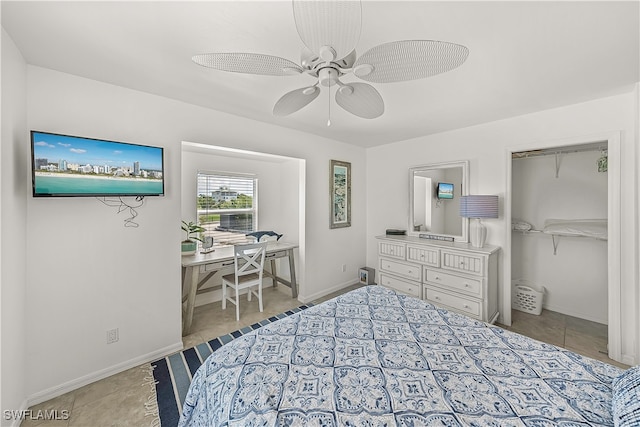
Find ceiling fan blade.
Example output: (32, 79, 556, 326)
(353, 40, 469, 83)
(335, 82, 384, 119)
(273, 86, 320, 116)
(192, 53, 303, 76)
(293, 0, 361, 61)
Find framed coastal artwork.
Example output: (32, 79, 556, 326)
(329, 159, 351, 229)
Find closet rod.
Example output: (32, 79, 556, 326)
(512, 142, 607, 159)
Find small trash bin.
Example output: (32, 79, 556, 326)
(359, 267, 375, 285)
(512, 279, 545, 315)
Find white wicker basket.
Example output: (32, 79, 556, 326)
(512, 280, 545, 315)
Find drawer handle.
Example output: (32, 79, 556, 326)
(408, 270, 413, 274)
(434, 276, 441, 280)
(463, 304, 470, 309)
(434, 296, 441, 300)
(464, 283, 470, 288)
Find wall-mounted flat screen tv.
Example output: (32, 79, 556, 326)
(437, 182, 454, 199)
(31, 131, 164, 197)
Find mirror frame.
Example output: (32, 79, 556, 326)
(408, 160, 469, 242)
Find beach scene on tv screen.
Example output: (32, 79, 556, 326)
(32, 132, 163, 195)
(438, 183, 454, 199)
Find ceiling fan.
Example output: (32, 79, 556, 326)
(192, 0, 469, 122)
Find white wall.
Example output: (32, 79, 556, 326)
(181, 147, 303, 306)
(1, 29, 28, 425)
(23, 65, 365, 402)
(366, 90, 638, 364)
(512, 150, 608, 323)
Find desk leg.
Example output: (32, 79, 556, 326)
(287, 248, 298, 298)
(183, 265, 199, 336)
(270, 259, 277, 288)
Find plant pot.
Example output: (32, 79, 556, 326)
(181, 240, 197, 256)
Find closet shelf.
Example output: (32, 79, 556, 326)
(512, 219, 607, 255)
(543, 219, 607, 255)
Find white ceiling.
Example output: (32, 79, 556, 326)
(3, 1, 639, 148)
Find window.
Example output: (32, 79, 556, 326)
(197, 171, 257, 244)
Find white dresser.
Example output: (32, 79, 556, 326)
(377, 235, 500, 323)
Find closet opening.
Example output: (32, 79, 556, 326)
(504, 132, 622, 364)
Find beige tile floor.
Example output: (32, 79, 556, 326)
(23, 284, 628, 426)
(497, 307, 630, 369)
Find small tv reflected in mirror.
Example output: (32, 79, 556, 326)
(437, 182, 454, 199)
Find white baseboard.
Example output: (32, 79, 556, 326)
(26, 341, 183, 407)
(298, 279, 359, 304)
(542, 303, 607, 325)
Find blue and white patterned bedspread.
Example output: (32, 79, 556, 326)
(178, 285, 623, 426)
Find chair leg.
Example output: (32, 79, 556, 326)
(258, 284, 263, 313)
(235, 286, 240, 321)
(247, 287, 252, 302)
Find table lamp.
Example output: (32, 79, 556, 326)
(459, 195, 499, 248)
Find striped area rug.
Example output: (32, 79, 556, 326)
(150, 304, 314, 426)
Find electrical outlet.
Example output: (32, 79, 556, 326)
(341, 264, 347, 272)
(106, 328, 119, 344)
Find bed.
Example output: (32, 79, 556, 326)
(178, 285, 638, 426)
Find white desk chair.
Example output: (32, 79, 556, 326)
(221, 242, 268, 321)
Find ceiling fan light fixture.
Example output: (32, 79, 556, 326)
(318, 68, 340, 87)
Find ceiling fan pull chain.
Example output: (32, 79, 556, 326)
(327, 80, 331, 127)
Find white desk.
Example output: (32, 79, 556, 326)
(181, 241, 298, 335)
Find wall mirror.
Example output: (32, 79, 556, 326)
(409, 160, 469, 242)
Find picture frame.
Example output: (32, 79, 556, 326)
(330, 159, 351, 229)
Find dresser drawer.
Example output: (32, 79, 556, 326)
(379, 257, 421, 281)
(406, 245, 439, 267)
(441, 250, 484, 276)
(379, 273, 421, 298)
(424, 269, 482, 298)
(425, 286, 481, 318)
(378, 241, 406, 260)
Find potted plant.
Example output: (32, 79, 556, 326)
(181, 220, 205, 256)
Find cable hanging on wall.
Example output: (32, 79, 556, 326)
(96, 196, 145, 227)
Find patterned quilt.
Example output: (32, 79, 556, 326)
(178, 285, 623, 426)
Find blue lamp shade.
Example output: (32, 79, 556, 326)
(459, 195, 499, 219)
(460, 195, 499, 247)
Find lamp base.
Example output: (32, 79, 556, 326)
(470, 218, 487, 248)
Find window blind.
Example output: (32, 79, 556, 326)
(196, 172, 257, 237)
